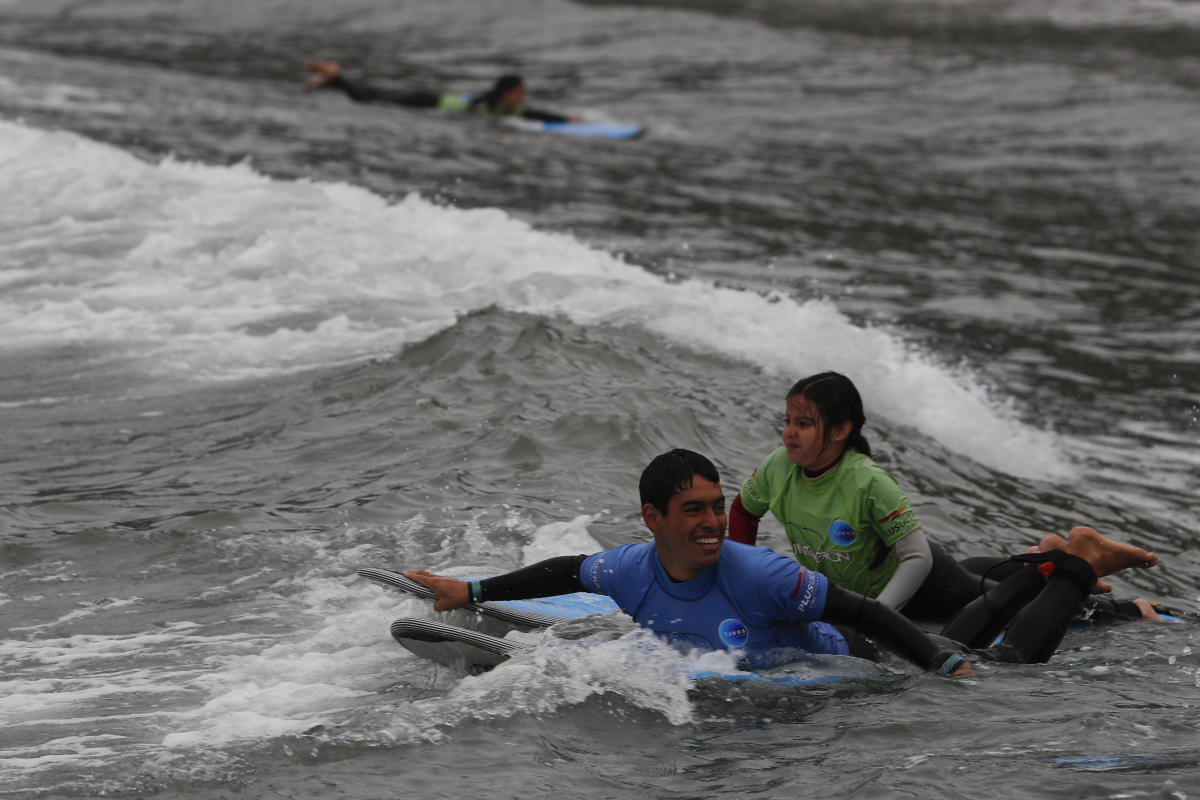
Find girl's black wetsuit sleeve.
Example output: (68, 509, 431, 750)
(477, 555, 589, 600)
(327, 75, 441, 108)
(820, 581, 959, 671)
(519, 106, 571, 123)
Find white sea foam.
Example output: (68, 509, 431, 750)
(156, 574, 405, 748)
(0, 119, 1070, 477)
(438, 626, 698, 726)
(522, 515, 605, 565)
(0, 571, 405, 776)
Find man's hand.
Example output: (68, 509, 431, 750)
(403, 570, 471, 611)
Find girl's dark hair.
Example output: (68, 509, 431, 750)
(787, 372, 871, 458)
(473, 74, 524, 110)
(639, 449, 721, 515)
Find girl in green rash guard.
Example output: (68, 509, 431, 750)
(303, 60, 579, 123)
(728, 371, 1163, 624)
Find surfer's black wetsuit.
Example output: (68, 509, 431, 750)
(475, 546, 1112, 669)
(323, 75, 572, 122)
(891, 546, 1152, 630)
(939, 548, 1104, 663)
(954, 555, 1153, 625)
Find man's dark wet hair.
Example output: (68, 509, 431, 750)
(639, 449, 721, 515)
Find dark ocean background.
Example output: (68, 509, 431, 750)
(2, 1, 1198, 797)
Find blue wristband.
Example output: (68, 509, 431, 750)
(936, 653, 965, 676)
(468, 580, 482, 604)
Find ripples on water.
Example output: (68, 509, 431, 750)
(1, 0, 1198, 797)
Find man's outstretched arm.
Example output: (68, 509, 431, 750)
(404, 554, 589, 611)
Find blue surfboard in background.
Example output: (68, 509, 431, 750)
(502, 117, 644, 139)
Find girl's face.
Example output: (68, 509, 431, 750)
(781, 394, 851, 472)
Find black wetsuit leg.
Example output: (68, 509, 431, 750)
(959, 555, 1020, 580)
(328, 76, 441, 108)
(939, 563, 1045, 650)
(900, 541, 992, 624)
(962, 554, 1149, 625)
(941, 552, 1096, 663)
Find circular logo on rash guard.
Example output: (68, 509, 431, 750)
(718, 618, 749, 648)
(828, 520, 857, 547)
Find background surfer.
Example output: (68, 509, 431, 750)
(304, 60, 580, 122)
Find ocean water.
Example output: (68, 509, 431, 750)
(2, 0, 1199, 797)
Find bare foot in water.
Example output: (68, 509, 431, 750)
(1033, 533, 1068, 552)
(1034, 532, 1112, 592)
(1036, 530, 1164, 616)
(304, 59, 342, 91)
(1064, 526, 1157, 577)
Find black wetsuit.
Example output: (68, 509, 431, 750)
(324, 75, 572, 122)
(939, 548, 1104, 663)
(899, 542, 1148, 628)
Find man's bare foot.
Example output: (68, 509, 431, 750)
(304, 59, 342, 92)
(1065, 526, 1158, 578)
(1033, 532, 1112, 592)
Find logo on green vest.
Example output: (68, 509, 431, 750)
(828, 520, 857, 546)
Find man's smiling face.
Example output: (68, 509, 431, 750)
(642, 474, 727, 582)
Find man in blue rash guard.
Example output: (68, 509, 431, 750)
(406, 450, 1159, 674)
(304, 60, 579, 123)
